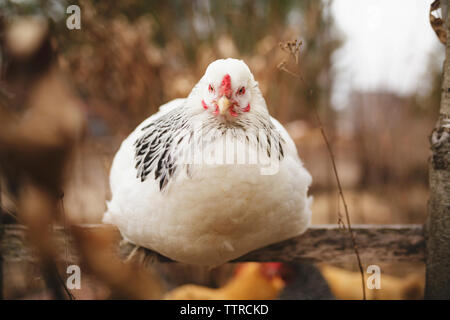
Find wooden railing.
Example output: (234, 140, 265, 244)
(1, 224, 425, 264)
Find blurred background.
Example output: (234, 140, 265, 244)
(0, 0, 443, 299)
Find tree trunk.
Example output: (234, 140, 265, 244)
(425, 0, 450, 300)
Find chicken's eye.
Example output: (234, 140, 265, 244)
(237, 87, 246, 95)
(208, 84, 215, 93)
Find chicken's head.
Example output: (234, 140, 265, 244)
(199, 58, 260, 119)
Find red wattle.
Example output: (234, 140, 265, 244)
(243, 104, 251, 112)
(213, 105, 219, 115)
(202, 100, 209, 110)
(229, 107, 238, 117)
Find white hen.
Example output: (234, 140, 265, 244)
(103, 59, 312, 266)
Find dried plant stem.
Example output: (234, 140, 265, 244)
(55, 266, 75, 300)
(277, 39, 366, 299)
(314, 112, 366, 300)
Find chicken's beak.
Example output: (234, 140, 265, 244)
(217, 96, 230, 115)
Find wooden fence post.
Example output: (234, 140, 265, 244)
(425, 0, 450, 300)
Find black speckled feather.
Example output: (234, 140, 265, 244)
(134, 105, 189, 190)
(134, 103, 285, 191)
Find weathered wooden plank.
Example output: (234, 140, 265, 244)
(0, 224, 425, 264)
(236, 224, 425, 264)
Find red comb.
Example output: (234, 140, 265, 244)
(260, 263, 294, 282)
(219, 74, 232, 98)
(261, 263, 283, 275)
